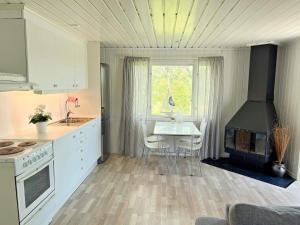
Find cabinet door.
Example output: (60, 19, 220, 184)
(74, 42, 88, 89)
(53, 131, 81, 209)
(26, 16, 75, 90)
(86, 120, 101, 168)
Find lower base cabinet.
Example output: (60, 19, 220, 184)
(53, 118, 101, 214)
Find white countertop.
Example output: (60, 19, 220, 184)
(1, 116, 100, 141)
(153, 121, 201, 136)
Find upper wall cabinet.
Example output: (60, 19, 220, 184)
(0, 4, 88, 92)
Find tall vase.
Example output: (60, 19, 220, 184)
(272, 161, 287, 177)
(36, 122, 48, 134)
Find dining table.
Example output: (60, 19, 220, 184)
(153, 121, 201, 137)
(153, 121, 201, 175)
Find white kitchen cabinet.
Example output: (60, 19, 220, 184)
(81, 119, 101, 175)
(53, 118, 101, 211)
(25, 11, 88, 92)
(0, 7, 88, 92)
(53, 131, 81, 210)
(87, 119, 101, 165)
(74, 42, 88, 89)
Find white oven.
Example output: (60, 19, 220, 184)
(16, 158, 55, 222)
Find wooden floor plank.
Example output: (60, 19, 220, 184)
(52, 155, 300, 225)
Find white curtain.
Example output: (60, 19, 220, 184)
(195, 57, 224, 159)
(120, 57, 150, 157)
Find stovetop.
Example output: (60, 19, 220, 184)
(0, 139, 53, 175)
(0, 139, 51, 162)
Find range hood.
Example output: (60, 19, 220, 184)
(0, 82, 36, 92)
(226, 44, 278, 132)
(0, 3, 36, 91)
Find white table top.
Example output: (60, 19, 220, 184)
(153, 121, 201, 136)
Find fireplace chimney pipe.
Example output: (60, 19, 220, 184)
(247, 44, 277, 102)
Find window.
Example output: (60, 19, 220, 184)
(151, 62, 194, 116)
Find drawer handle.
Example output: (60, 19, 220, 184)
(53, 84, 58, 88)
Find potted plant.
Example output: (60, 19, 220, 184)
(29, 105, 52, 134)
(272, 124, 290, 177)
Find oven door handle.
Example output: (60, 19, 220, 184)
(16, 158, 54, 183)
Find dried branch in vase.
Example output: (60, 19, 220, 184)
(273, 125, 290, 164)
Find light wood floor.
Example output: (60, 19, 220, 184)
(52, 155, 300, 225)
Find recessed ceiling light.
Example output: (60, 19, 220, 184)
(69, 24, 80, 28)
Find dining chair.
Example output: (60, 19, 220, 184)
(179, 118, 208, 144)
(141, 123, 170, 162)
(176, 119, 208, 175)
(142, 122, 165, 143)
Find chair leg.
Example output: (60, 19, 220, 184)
(190, 150, 195, 176)
(165, 147, 171, 166)
(173, 136, 178, 165)
(190, 136, 194, 175)
(197, 149, 203, 176)
(142, 145, 146, 158)
(165, 148, 171, 173)
(145, 148, 150, 163)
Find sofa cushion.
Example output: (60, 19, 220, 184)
(195, 217, 227, 225)
(228, 203, 300, 225)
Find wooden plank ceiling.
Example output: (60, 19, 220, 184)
(2, 0, 300, 48)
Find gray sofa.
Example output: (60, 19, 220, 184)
(196, 203, 300, 225)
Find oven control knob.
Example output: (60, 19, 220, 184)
(28, 160, 32, 165)
(37, 155, 41, 160)
(32, 157, 37, 162)
(23, 162, 28, 168)
(44, 151, 48, 155)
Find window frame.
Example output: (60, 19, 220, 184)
(149, 59, 198, 121)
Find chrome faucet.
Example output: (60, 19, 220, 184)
(65, 97, 80, 122)
(66, 110, 72, 122)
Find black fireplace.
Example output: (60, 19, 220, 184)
(225, 44, 278, 170)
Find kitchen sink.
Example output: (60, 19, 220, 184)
(51, 117, 94, 126)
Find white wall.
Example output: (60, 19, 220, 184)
(0, 91, 67, 137)
(275, 38, 300, 179)
(100, 47, 250, 155)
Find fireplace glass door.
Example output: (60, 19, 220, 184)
(225, 128, 267, 155)
(235, 130, 251, 152)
